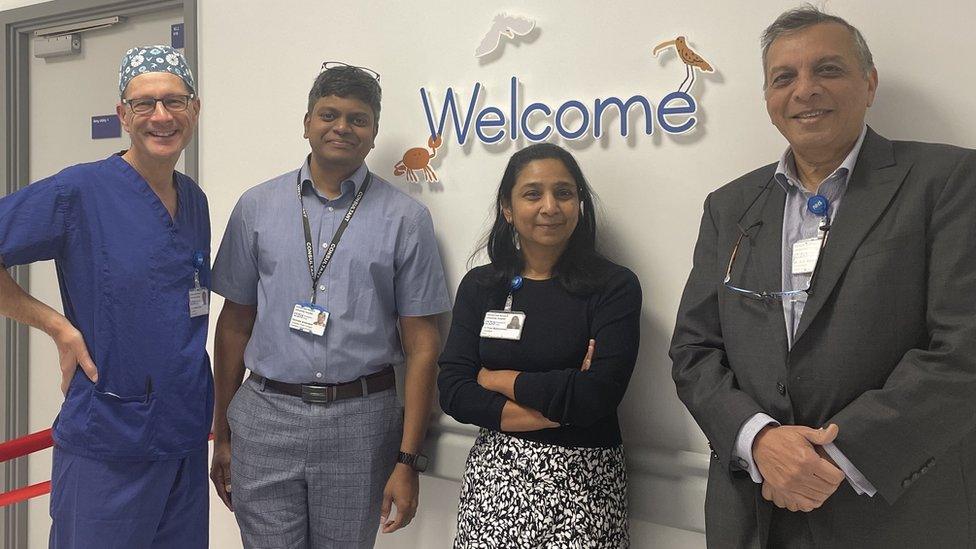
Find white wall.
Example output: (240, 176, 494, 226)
(196, 1, 976, 547)
(4, 0, 975, 547)
(0, 0, 49, 11)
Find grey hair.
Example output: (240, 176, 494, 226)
(761, 4, 874, 83)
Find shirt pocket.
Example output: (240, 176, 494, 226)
(85, 379, 156, 455)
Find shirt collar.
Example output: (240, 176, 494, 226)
(299, 155, 369, 200)
(774, 125, 868, 192)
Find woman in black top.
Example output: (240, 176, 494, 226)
(438, 143, 642, 547)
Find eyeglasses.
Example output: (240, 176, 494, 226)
(723, 220, 830, 301)
(121, 94, 195, 115)
(320, 61, 380, 82)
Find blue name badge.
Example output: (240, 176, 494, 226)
(289, 302, 329, 336)
(171, 23, 184, 49)
(91, 115, 121, 139)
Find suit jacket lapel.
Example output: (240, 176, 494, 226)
(753, 177, 787, 300)
(793, 128, 911, 343)
(734, 173, 788, 351)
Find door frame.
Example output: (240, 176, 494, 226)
(0, 1, 197, 546)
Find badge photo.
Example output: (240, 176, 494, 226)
(289, 302, 329, 337)
(480, 310, 526, 341)
(188, 287, 209, 318)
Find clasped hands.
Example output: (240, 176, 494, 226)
(753, 423, 846, 512)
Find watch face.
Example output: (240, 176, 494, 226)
(415, 454, 429, 473)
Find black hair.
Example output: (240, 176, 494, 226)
(476, 143, 608, 295)
(306, 65, 382, 127)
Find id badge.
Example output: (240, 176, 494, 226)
(289, 302, 329, 336)
(791, 237, 822, 274)
(188, 287, 210, 318)
(480, 310, 526, 340)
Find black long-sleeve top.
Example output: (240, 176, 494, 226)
(438, 260, 642, 448)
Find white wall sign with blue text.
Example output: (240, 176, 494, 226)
(421, 76, 699, 145)
(421, 35, 714, 145)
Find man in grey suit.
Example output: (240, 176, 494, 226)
(671, 6, 976, 548)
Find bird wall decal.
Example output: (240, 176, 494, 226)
(653, 36, 714, 93)
(475, 13, 536, 58)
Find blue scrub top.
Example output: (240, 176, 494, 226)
(0, 154, 213, 461)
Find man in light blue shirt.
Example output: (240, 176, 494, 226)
(209, 63, 450, 548)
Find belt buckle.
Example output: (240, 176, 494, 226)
(301, 384, 335, 404)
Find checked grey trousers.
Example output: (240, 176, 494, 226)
(227, 376, 403, 548)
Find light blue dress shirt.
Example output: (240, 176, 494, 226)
(733, 127, 878, 497)
(211, 159, 451, 384)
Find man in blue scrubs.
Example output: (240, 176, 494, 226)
(0, 45, 212, 548)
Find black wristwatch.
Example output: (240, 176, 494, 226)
(397, 451, 429, 473)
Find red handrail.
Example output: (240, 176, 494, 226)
(0, 428, 53, 463)
(0, 481, 50, 507)
(0, 429, 214, 507)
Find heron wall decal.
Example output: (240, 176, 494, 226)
(653, 36, 714, 93)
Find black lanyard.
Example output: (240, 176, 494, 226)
(297, 170, 372, 303)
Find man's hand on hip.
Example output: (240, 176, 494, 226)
(381, 463, 419, 534)
(754, 423, 845, 512)
(52, 321, 97, 395)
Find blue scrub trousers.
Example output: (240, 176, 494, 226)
(48, 446, 208, 549)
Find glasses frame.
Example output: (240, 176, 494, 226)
(121, 93, 196, 115)
(320, 61, 380, 82)
(722, 182, 832, 301)
(723, 224, 830, 300)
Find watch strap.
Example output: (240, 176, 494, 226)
(397, 451, 428, 472)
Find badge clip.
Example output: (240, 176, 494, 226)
(188, 250, 209, 318)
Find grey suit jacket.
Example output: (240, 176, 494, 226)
(670, 128, 976, 548)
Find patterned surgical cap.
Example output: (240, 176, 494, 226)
(118, 45, 195, 97)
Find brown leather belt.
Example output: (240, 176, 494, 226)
(250, 366, 395, 404)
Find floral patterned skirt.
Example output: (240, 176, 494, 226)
(454, 428, 629, 548)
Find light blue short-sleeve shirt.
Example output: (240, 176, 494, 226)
(212, 159, 451, 384)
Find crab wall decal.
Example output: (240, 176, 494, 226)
(394, 134, 443, 183)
